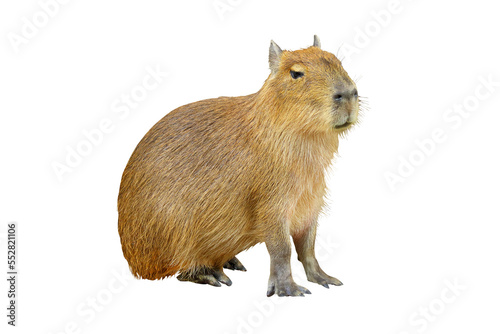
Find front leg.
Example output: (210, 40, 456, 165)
(265, 221, 311, 297)
(293, 222, 343, 288)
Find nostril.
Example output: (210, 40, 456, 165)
(334, 88, 357, 102)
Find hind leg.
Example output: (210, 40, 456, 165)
(177, 267, 232, 287)
(223, 256, 247, 271)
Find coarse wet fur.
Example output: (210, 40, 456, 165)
(118, 36, 361, 297)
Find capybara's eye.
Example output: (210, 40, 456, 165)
(334, 94, 343, 101)
(290, 70, 304, 79)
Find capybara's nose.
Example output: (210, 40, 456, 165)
(333, 87, 358, 102)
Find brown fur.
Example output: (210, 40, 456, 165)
(118, 37, 360, 293)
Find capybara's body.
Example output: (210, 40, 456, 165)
(118, 36, 360, 296)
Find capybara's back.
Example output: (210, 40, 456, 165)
(118, 36, 360, 296)
(118, 95, 260, 279)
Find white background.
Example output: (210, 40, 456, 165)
(1, 0, 499, 333)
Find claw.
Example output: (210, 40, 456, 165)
(304, 265, 343, 288)
(214, 270, 232, 286)
(235, 263, 247, 272)
(290, 289, 304, 297)
(333, 279, 343, 286)
(208, 279, 222, 287)
(267, 284, 275, 297)
(267, 278, 310, 297)
(300, 287, 312, 294)
(223, 257, 247, 271)
(177, 267, 232, 287)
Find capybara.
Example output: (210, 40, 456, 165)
(118, 35, 360, 296)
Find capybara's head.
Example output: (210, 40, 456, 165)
(263, 35, 359, 134)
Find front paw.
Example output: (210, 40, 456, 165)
(306, 267, 343, 288)
(267, 276, 311, 297)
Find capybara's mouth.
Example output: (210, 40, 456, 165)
(334, 121, 352, 129)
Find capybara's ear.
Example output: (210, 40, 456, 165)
(269, 40, 282, 74)
(313, 35, 321, 49)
